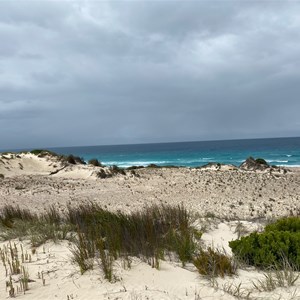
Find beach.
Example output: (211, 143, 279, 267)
(1, 152, 300, 299)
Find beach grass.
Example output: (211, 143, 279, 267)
(0, 203, 202, 279)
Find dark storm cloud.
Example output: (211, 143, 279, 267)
(0, 0, 300, 149)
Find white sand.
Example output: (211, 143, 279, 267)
(1, 153, 300, 299)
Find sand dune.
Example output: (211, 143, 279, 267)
(1, 153, 300, 299)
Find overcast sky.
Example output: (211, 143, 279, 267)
(1, 0, 300, 149)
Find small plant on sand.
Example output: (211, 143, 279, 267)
(71, 230, 95, 274)
(222, 282, 251, 299)
(252, 257, 299, 292)
(0, 173, 4, 179)
(88, 158, 102, 167)
(1, 242, 33, 296)
(193, 247, 236, 278)
(65, 155, 85, 165)
(96, 238, 115, 282)
(110, 165, 126, 175)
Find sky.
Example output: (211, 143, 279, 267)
(1, 0, 300, 149)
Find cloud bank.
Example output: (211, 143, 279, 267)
(0, 0, 300, 149)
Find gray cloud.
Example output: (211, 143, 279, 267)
(0, 0, 300, 149)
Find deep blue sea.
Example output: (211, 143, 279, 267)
(43, 137, 300, 168)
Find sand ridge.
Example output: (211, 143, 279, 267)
(0, 153, 299, 219)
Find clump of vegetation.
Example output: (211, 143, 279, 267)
(265, 217, 300, 232)
(193, 247, 236, 278)
(96, 169, 109, 179)
(0, 174, 4, 179)
(253, 260, 299, 292)
(96, 165, 127, 178)
(110, 165, 126, 175)
(255, 158, 268, 165)
(30, 149, 58, 157)
(30, 149, 86, 165)
(147, 164, 160, 168)
(126, 166, 145, 170)
(229, 217, 300, 269)
(0, 242, 34, 296)
(65, 155, 85, 165)
(88, 158, 102, 167)
(68, 203, 200, 277)
(0, 203, 204, 281)
(0, 205, 71, 247)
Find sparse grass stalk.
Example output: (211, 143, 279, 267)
(222, 282, 251, 299)
(253, 260, 300, 292)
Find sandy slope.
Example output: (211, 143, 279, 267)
(0, 153, 299, 219)
(1, 153, 300, 299)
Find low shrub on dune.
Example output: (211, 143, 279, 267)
(229, 217, 300, 269)
(88, 158, 102, 167)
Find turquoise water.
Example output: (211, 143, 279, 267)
(46, 137, 300, 168)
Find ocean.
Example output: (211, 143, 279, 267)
(45, 137, 300, 168)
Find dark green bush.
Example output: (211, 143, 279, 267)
(255, 158, 268, 165)
(265, 217, 300, 233)
(229, 217, 300, 269)
(126, 166, 145, 170)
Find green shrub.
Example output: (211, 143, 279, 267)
(229, 217, 300, 269)
(255, 158, 268, 165)
(0, 174, 4, 179)
(265, 217, 300, 233)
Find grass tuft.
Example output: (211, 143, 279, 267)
(193, 247, 236, 278)
(0, 203, 203, 281)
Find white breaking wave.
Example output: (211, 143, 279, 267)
(103, 158, 216, 167)
(103, 160, 170, 167)
(278, 164, 300, 167)
(267, 160, 289, 163)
